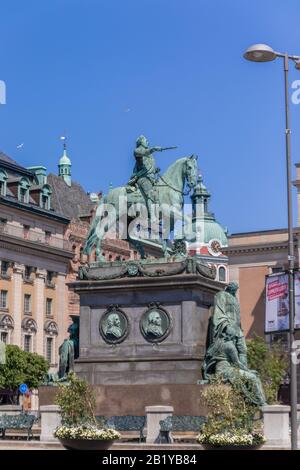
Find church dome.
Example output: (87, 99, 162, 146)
(193, 213, 228, 246)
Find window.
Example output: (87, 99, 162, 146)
(0, 331, 8, 343)
(47, 271, 53, 283)
(46, 298, 52, 317)
(0, 290, 8, 309)
(1, 261, 9, 275)
(41, 195, 47, 209)
(0, 170, 7, 196)
(20, 187, 27, 203)
(18, 178, 30, 203)
(23, 225, 30, 239)
(24, 335, 31, 352)
(272, 266, 284, 274)
(46, 337, 53, 363)
(24, 294, 31, 314)
(39, 185, 51, 210)
(45, 231, 51, 243)
(24, 266, 32, 280)
(218, 266, 226, 282)
(0, 219, 7, 230)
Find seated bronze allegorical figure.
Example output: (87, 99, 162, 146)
(202, 283, 266, 406)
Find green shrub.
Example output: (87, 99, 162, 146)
(0, 345, 49, 390)
(246, 335, 288, 404)
(198, 374, 265, 446)
(54, 372, 96, 426)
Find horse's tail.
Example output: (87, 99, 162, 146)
(83, 197, 106, 254)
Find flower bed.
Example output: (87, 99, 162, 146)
(197, 430, 265, 447)
(54, 424, 120, 440)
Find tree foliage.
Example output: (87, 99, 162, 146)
(54, 372, 96, 426)
(246, 335, 288, 404)
(0, 345, 49, 389)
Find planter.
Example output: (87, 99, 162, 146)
(59, 438, 115, 451)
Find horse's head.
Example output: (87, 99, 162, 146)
(184, 154, 198, 190)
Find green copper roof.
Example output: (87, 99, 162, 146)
(191, 214, 228, 245)
(59, 149, 71, 165)
(192, 175, 210, 198)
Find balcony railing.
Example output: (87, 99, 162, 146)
(0, 224, 72, 251)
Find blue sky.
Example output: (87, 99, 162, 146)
(1, 0, 300, 234)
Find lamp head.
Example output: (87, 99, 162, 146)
(244, 44, 277, 62)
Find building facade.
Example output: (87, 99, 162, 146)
(0, 151, 73, 368)
(224, 227, 298, 339)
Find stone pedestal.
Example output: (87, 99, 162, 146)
(263, 405, 290, 447)
(40, 405, 61, 442)
(70, 265, 222, 386)
(146, 405, 174, 443)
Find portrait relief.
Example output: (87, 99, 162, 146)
(140, 306, 171, 343)
(100, 307, 128, 344)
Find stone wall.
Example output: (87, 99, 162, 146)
(39, 384, 207, 416)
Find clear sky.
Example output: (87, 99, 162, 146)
(1, 0, 300, 235)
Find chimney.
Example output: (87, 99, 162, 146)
(27, 166, 47, 185)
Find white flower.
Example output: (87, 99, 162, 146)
(54, 424, 120, 440)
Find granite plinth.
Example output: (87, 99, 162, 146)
(69, 272, 223, 386)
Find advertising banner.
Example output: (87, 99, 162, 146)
(293, 271, 300, 330)
(265, 272, 300, 333)
(265, 273, 289, 333)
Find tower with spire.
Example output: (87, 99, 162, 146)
(188, 174, 228, 276)
(58, 137, 72, 187)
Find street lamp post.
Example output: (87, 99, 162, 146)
(244, 43, 299, 450)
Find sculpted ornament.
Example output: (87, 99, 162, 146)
(100, 306, 129, 344)
(140, 305, 171, 343)
(202, 282, 266, 406)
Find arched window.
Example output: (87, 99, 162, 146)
(0, 169, 8, 196)
(218, 266, 226, 282)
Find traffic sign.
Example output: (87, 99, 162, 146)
(19, 383, 28, 394)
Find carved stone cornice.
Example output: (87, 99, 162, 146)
(223, 241, 297, 256)
(0, 235, 73, 260)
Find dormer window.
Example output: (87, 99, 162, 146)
(39, 184, 52, 210)
(18, 177, 31, 203)
(0, 170, 8, 196)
